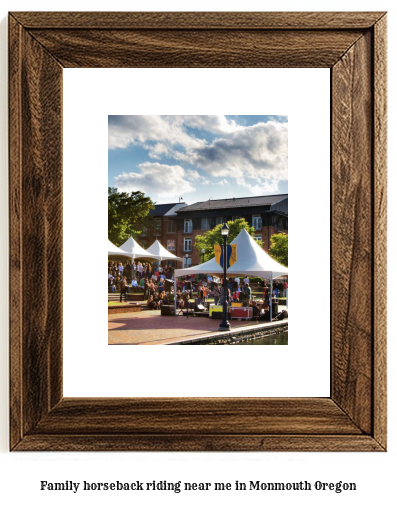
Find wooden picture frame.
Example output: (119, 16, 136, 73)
(9, 11, 387, 451)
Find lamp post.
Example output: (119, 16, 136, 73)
(201, 248, 205, 263)
(219, 224, 231, 331)
(185, 253, 189, 268)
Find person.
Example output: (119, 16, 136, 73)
(251, 300, 260, 319)
(119, 276, 128, 303)
(202, 285, 209, 303)
(158, 291, 167, 307)
(148, 279, 156, 298)
(125, 262, 132, 283)
(137, 262, 143, 281)
(153, 292, 161, 309)
(182, 291, 192, 311)
(243, 275, 250, 286)
(228, 277, 234, 294)
(131, 278, 138, 292)
(283, 280, 288, 297)
(234, 276, 240, 293)
(243, 282, 251, 305)
(108, 276, 116, 293)
(232, 289, 240, 302)
(213, 284, 220, 305)
(147, 295, 157, 309)
(176, 290, 183, 309)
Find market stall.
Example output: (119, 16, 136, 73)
(174, 228, 288, 318)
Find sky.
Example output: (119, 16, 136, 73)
(108, 115, 288, 204)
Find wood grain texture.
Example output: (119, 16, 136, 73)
(8, 11, 387, 452)
(31, 398, 362, 435)
(332, 32, 373, 434)
(373, 15, 387, 450)
(27, 29, 363, 68)
(14, 435, 383, 453)
(9, 16, 64, 448)
(11, 11, 386, 29)
(9, 15, 23, 450)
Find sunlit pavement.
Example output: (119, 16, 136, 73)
(108, 309, 287, 345)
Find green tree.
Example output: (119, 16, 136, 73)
(268, 233, 288, 267)
(108, 187, 155, 245)
(194, 218, 261, 261)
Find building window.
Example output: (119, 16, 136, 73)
(184, 219, 192, 233)
(141, 226, 147, 237)
(201, 217, 211, 230)
(154, 218, 162, 236)
(232, 216, 242, 221)
(253, 234, 262, 243)
(216, 216, 223, 226)
(184, 238, 192, 252)
(167, 221, 176, 233)
(167, 239, 176, 251)
(252, 214, 262, 230)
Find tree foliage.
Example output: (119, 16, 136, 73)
(108, 187, 155, 246)
(194, 218, 260, 261)
(268, 233, 288, 267)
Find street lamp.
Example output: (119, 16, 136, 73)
(219, 224, 231, 331)
(185, 253, 189, 268)
(201, 248, 205, 263)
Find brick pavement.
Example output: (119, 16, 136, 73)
(108, 309, 260, 345)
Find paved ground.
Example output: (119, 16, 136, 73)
(108, 308, 287, 345)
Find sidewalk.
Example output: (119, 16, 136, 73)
(108, 309, 287, 345)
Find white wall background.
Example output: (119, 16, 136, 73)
(0, 1, 394, 507)
(63, 67, 330, 398)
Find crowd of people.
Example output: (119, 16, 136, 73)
(108, 259, 288, 311)
(108, 260, 175, 302)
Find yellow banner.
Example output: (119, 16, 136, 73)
(214, 244, 222, 267)
(229, 244, 237, 267)
(214, 244, 237, 269)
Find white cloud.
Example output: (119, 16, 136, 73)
(109, 116, 288, 195)
(238, 179, 280, 195)
(164, 115, 244, 135)
(183, 121, 288, 185)
(114, 162, 196, 198)
(185, 169, 202, 181)
(108, 115, 204, 151)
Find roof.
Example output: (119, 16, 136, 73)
(164, 203, 187, 216)
(175, 228, 288, 279)
(177, 194, 287, 212)
(118, 237, 160, 260)
(146, 240, 183, 262)
(148, 202, 186, 217)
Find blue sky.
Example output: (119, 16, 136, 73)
(108, 115, 288, 204)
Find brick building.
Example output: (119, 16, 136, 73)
(139, 194, 288, 267)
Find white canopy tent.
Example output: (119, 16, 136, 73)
(146, 240, 184, 263)
(108, 239, 134, 258)
(118, 236, 161, 261)
(174, 228, 288, 317)
(175, 228, 288, 278)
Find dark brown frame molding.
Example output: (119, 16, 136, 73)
(9, 12, 387, 451)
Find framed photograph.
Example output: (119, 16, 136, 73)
(9, 11, 386, 451)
